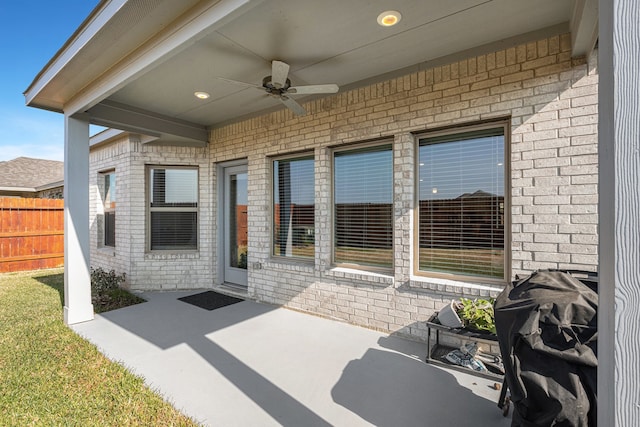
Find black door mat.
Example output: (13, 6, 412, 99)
(178, 291, 244, 311)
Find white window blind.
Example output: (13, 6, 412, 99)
(334, 144, 393, 269)
(149, 167, 198, 250)
(418, 127, 505, 280)
(164, 169, 198, 204)
(273, 155, 315, 259)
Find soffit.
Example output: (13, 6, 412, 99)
(106, 0, 572, 127)
(25, 0, 204, 111)
(27, 0, 577, 143)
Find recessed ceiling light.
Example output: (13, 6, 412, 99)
(194, 91, 210, 99)
(377, 10, 401, 27)
(432, 188, 438, 194)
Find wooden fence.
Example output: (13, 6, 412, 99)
(0, 197, 64, 273)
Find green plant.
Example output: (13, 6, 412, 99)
(457, 297, 496, 334)
(90, 267, 144, 312)
(91, 267, 126, 295)
(238, 250, 248, 269)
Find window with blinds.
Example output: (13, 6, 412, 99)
(148, 167, 198, 250)
(417, 125, 507, 280)
(103, 172, 116, 247)
(273, 155, 315, 260)
(334, 143, 393, 270)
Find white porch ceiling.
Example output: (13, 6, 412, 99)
(26, 0, 593, 145)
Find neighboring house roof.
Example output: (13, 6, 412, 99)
(457, 190, 498, 199)
(0, 157, 64, 192)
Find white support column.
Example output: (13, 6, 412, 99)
(598, 0, 640, 425)
(63, 115, 94, 325)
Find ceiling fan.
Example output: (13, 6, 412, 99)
(217, 60, 339, 116)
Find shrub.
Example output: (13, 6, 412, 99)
(90, 267, 144, 313)
(90, 267, 126, 296)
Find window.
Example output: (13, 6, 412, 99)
(148, 167, 198, 250)
(103, 172, 116, 247)
(273, 155, 315, 260)
(416, 124, 507, 281)
(334, 144, 393, 270)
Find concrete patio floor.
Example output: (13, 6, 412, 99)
(72, 290, 511, 427)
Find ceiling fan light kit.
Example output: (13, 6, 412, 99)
(217, 60, 339, 116)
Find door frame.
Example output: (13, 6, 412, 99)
(216, 159, 248, 287)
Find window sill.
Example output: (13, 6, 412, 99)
(264, 258, 315, 273)
(409, 275, 504, 298)
(144, 251, 200, 260)
(97, 246, 116, 257)
(325, 267, 394, 287)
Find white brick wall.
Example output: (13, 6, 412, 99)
(91, 33, 598, 340)
(89, 135, 132, 281)
(90, 137, 212, 290)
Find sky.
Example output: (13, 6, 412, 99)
(0, 1, 99, 162)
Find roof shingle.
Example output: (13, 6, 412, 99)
(0, 157, 64, 189)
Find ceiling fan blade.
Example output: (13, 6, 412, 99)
(279, 95, 306, 116)
(288, 84, 339, 95)
(216, 77, 264, 91)
(271, 60, 290, 89)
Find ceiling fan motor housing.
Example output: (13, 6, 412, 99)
(216, 60, 338, 115)
(263, 75, 291, 94)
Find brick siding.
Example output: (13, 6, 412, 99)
(90, 32, 598, 341)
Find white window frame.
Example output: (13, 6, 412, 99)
(146, 165, 199, 252)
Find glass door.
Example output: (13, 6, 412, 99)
(224, 165, 248, 286)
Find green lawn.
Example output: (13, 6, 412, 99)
(0, 269, 200, 426)
(418, 247, 504, 279)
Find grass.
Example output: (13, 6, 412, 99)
(273, 245, 504, 277)
(335, 247, 393, 268)
(0, 269, 200, 426)
(418, 247, 504, 278)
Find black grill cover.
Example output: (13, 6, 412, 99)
(494, 270, 597, 426)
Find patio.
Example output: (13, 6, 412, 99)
(72, 291, 510, 426)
